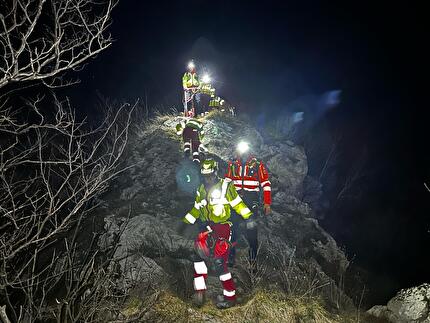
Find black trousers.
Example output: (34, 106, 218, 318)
(229, 191, 260, 263)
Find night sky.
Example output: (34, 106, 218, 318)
(70, 0, 427, 304)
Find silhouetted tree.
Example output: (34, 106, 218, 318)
(0, 1, 145, 322)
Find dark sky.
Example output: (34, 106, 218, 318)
(71, 0, 427, 304)
(76, 0, 422, 110)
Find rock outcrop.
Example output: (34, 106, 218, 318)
(97, 112, 352, 307)
(367, 284, 430, 323)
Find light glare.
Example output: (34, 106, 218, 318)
(211, 189, 222, 199)
(187, 61, 195, 70)
(202, 74, 211, 83)
(237, 141, 249, 154)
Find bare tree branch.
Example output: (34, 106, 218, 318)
(0, 0, 117, 88)
(0, 305, 11, 323)
(0, 2, 143, 320)
(0, 98, 136, 322)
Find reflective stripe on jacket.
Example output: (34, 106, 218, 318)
(209, 97, 222, 107)
(176, 118, 204, 138)
(225, 157, 272, 205)
(200, 83, 215, 96)
(183, 179, 252, 224)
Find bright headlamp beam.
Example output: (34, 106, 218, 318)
(237, 141, 250, 154)
(187, 61, 195, 70)
(202, 74, 211, 83)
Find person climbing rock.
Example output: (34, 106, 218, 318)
(176, 117, 207, 164)
(182, 159, 254, 309)
(225, 141, 272, 266)
(182, 60, 200, 117)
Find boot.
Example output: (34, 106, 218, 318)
(216, 295, 236, 309)
(192, 291, 206, 307)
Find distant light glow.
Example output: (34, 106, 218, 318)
(237, 141, 250, 154)
(292, 112, 304, 123)
(323, 90, 342, 107)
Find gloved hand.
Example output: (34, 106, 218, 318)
(263, 204, 271, 215)
(245, 219, 257, 230)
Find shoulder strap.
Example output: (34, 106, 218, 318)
(229, 159, 239, 176)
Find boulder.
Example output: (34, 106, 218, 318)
(260, 141, 307, 195)
(367, 284, 430, 322)
(114, 214, 195, 260)
(367, 305, 400, 322)
(120, 255, 166, 289)
(202, 117, 264, 161)
(272, 192, 311, 216)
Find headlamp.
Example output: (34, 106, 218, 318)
(237, 141, 250, 155)
(202, 74, 211, 83)
(187, 61, 195, 70)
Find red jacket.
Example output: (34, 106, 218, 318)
(225, 157, 272, 205)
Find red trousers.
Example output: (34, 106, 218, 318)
(193, 223, 236, 301)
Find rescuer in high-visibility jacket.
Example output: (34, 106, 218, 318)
(199, 83, 215, 96)
(225, 141, 272, 265)
(209, 96, 224, 109)
(176, 117, 207, 164)
(199, 82, 216, 115)
(183, 60, 200, 117)
(182, 159, 255, 309)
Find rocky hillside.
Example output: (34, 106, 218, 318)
(95, 112, 378, 322)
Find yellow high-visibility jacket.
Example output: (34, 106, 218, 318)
(183, 72, 200, 89)
(183, 179, 252, 224)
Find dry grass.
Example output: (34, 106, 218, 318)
(131, 289, 374, 323)
(134, 111, 182, 140)
(121, 297, 144, 317)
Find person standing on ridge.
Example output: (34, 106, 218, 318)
(182, 159, 255, 309)
(176, 117, 207, 164)
(225, 141, 272, 265)
(199, 74, 215, 115)
(182, 60, 200, 117)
